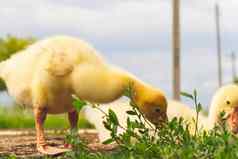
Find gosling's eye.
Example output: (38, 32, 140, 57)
(155, 108, 161, 113)
(226, 101, 231, 105)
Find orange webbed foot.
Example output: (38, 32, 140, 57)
(37, 145, 71, 155)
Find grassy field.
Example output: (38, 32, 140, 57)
(60, 91, 238, 159)
(0, 106, 93, 129)
(3, 91, 238, 159)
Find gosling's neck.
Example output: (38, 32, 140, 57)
(206, 97, 221, 130)
(189, 100, 221, 131)
(108, 66, 149, 105)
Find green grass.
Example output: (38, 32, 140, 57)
(0, 106, 93, 129)
(59, 89, 238, 159)
(3, 89, 238, 159)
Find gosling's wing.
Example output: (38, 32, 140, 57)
(35, 35, 104, 77)
(44, 51, 74, 77)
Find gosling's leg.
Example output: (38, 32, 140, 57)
(68, 109, 79, 130)
(34, 107, 70, 155)
(64, 109, 79, 149)
(34, 107, 47, 153)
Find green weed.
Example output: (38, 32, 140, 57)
(63, 88, 238, 159)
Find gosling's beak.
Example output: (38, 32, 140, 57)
(161, 113, 168, 123)
(156, 113, 168, 125)
(228, 107, 238, 134)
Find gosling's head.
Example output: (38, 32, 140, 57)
(210, 84, 238, 133)
(132, 84, 168, 126)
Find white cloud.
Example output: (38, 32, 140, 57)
(0, 0, 237, 52)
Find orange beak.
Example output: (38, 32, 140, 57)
(154, 113, 168, 126)
(161, 113, 168, 123)
(228, 107, 238, 134)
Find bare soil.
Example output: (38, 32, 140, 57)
(0, 129, 117, 158)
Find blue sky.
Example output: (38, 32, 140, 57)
(0, 0, 237, 109)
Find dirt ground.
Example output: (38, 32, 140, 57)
(0, 129, 117, 158)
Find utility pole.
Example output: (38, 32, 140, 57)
(232, 52, 237, 82)
(215, 3, 222, 87)
(172, 0, 181, 100)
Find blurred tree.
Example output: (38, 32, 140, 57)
(234, 77, 238, 85)
(0, 35, 35, 90)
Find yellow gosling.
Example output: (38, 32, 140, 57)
(0, 35, 167, 155)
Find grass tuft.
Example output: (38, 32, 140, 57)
(61, 88, 238, 159)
